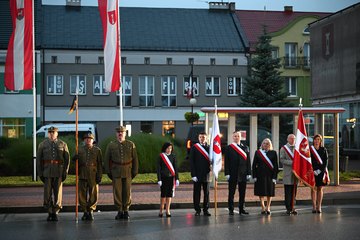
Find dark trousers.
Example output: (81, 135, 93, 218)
(284, 184, 297, 211)
(43, 177, 63, 214)
(228, 181, 247, 211)
(193, 181, 210, 212)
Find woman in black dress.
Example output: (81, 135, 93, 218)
(157, 142, 179, 217)
(310, 134, 329, 213)
(252, 138, 278, 215)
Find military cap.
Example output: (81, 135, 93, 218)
(47, 126, 58, 132)
(83, 132, 95, 139)
(115, 126, 127, 132)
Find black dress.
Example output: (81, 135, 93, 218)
(252, 150, 278, 197)
(157, 153, 179, 198)
(311, 146, 329, 187)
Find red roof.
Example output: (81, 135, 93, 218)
(235, 9, 330, 51)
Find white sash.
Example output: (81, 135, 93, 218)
(282, 145, 294, 160)
(230, 143, 247, 160)
(160, 153, 175, 176)
(258, 149, 274, 170)
(194, 143, 210, 162)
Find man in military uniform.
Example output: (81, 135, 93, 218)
(76, 132, 103, 221)
(104, 126, 138, 220)
(36, 126, 70, 221)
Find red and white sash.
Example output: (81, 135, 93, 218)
(257, 149, 274, 170)
(230, 143, 247, 160)
(160, 153, 176, 196)
(282, 145, 294, 160)
(310, 146, 330, 184)
(194, 143, 210, 163)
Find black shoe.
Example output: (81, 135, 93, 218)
(46, 213, 52, 221)
(286, 210, 292, 215)
(166, 213, 171, 218)
(312, 209, 317, 214)
(317, 210, 322, 214)
(88, 212, 94, 221)
(158, 213, 163, 217)
(240, 209, 249, 215)
(291, 210, 298, 215)
(229, 210, 234, 215)
(266, 211, 271, 215)
(203, 211, 211, 216)
(261, 211, 267, 215)
(123, 211, 130, 220)
(81, 212, 89, 221)
(52, 213, 58, 221)
(195, 211, 201, 216)
(115, 211, 123, 220)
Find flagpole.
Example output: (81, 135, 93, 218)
(214, 99, 218, 217)
(75, 91, 79, 223)
(31, 0, 37, 181)
(118, 2, 123, 126)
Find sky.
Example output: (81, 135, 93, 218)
(43, 0, 360, 13)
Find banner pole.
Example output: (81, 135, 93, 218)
(75, 92, 79, 223)
(32, 0, 36, 181)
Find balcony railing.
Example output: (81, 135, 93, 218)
(282, 56, 310, 69)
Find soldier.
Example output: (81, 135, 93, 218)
(36, 126, 70, 221)
(104, 126, 138, 220)
(75, 132, 103, 221)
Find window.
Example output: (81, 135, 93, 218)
(93, 75, 109, 95)
(144, 57, 150, 65)
(166, 58, 172, 65)
(183, 76, 199, 97)
(188, 58, 194, 65)
(141, 121, 153, 133)
(75, 56, 81, 64)
(162, 120, 175, 137)
(70, 75, 86, 95)
(47, 75, 63, 95)
(227, 77, 243, 96)
(116, 75, 132, 107)
(285, 77, 297, 96)
(121, 57, 127, 65)
(98, 57, 104, 64)
(303, 26, 310, 35)
(210, 58, 216, 65)
(302, 43, 310, 68)
(161, 76, 177, 107)
(205, 76, 220, 96)
(51, 56, 57, 64)
(285, 43, 298, 67)
(0, 118, 25, 138)
(232, 58, 238, 66)
(139, 76, 154, 107)
(4, 88, 19, 94)
(271, 47, 279, 59)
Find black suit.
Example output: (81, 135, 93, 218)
(190, 143, 210, 213)
(224, 143, 251, 212)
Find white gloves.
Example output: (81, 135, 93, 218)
(157, 181, 162, 186)
(176, 180, 180, 187)
(225, 175, 230, 181)
(253, 178, 257, 182)
(314, 169, 321, 176)
(192, 176, 198, 182)
(246, 175, 251, 181)
(272, 179, 277, 184)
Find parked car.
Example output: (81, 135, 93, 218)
(36, 123, 97, 142)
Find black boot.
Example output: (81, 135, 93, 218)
(88, 212, 94, 221)
(46, 213, 52, 221)
(115, 211, 123, 220)
(123, 211, 130, 220)
(81, 212, 89, 221)
(52, 213, 58, 221)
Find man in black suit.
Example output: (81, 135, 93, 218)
(189, 132, 211, 216)
(225, 131, 251, 215)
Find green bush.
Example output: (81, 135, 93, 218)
(2, 138, 33, 175)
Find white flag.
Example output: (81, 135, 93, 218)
(210, 113, 222, 179)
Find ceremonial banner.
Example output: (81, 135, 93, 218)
(210, 113, 222, 179)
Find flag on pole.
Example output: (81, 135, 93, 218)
(210, 112, 222, 179)
(5, 0, 34, 91)
(186, 65, 194, 99)
(293, 110, 315, 188)
(68, 95, 77, 114)
(98, 0, 121, 92)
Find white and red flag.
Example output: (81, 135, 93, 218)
(210, 112, 222, 179)
(293, 110, 315, 188)
(98, 0, 121, 92)
(5, 0, 34, 91)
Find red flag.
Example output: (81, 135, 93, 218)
(98, 0, 121, 92)
(210, 113, 222, 179)
(293, 110, 315, 188)
(5, 0, 34, 91)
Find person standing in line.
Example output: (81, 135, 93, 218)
(224, 131, 251, 215)
(75, 132, 103, 221)
(189, 132, 211, 216)
(37, 126, 70, 221)
(252, 138, 278, 215)
(310, 134, 329, 214)
(279, 134, 298, 215)
(157, 142, 179, 217)
(104, 126, 138, 220)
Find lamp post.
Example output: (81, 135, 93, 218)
(189, 97, 197, 126)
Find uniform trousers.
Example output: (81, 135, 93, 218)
(112, 177, 132, 211)
(43, 177, 63, 214)
(228, 181, 247, 211)
(79, 179, 99, 213)
(284, 184, 297, 211)
(193, 181, 210, 212)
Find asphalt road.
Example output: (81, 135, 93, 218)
(1, 205, 359, 240)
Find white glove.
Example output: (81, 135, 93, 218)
(157, 181, 162, 186)
(176, 180, 180, 187)
(314, 169, 321, 176)
(272, 179, 277, 184)
(192, 176, 198, 182)
(253, 178, 257, 182)
(246, 175, 251, 181)
(225, 175, 230, 181)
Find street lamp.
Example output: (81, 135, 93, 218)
(189, 98, 197, 125)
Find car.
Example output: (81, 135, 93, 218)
(36, 123, 97, 142)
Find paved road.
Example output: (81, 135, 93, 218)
(1, 205, 359, 240)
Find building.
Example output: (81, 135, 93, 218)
(309, 3, 360, 157)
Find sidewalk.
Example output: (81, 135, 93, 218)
(1, 180, 360, 213)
